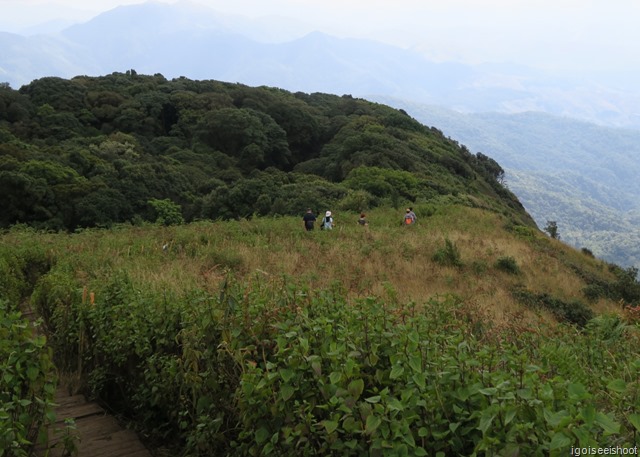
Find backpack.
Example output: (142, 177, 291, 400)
(404, 215, 413, 225)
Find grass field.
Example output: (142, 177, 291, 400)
(2, 204, 639, 456)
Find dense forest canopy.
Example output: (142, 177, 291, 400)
(0, 72, 531, 230)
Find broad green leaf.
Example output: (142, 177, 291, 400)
(279, 368, 296, 383)
(299, 337, 309, 353)
(365, 414, 382, 435)
(323, 420, 339, 434)
(343, 417, 360, 433)
(504, 407, 517, 426)
(628, 413, 640, 432)
(408, 355, 422, 372)
(387, 397, 404, 412)
(412, 373, 426, 390)
(478, 387, 497, 396)
(390, 365, 404, 380)
(581, 405, 596, 426)
(242, 380, 255, 396)
(516, 388, 532, 400)
(549, 432, 571, 450)
(501, 444, 521, 457)
(607, 378, 627, 393)
(27, 366, 40, 381)
(348, 379, 365, 399)
(255, 427, 270, 444)
(402, 431, 415, 447)
(594, 412, 620, 435)
(544, 409, 570, 428)
(329, 371, 342, 384)
(365, 395, 381, 404)
(567, 383, 590, 401)
(281, 385, 295, 401)
(478, 410, 495, 435)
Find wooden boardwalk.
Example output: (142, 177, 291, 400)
(35, 386, 153, 457)
(22, 308, 153, 457)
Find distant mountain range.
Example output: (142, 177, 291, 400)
(2, 0, 640, 130)
(372, 98, 640, 269)
(2, 0, 640, 270)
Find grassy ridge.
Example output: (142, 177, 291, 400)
(2, 204, 640, 455)
(11, 204, 617, 319)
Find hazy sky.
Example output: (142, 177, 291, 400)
(2, 0, 638, 89)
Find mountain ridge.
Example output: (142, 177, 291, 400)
(371, 97, 640, 269)
(2, 1, 639, 129)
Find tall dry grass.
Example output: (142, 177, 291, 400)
(1, 204, 619, 326)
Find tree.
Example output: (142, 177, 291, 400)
(545, 220, 560, 239)
(148, 199, 184, 226)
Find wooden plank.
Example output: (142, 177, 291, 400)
(78, 429, 150, 457)
(54, 394, 86, 408)
(46, 415, 120, 447)
(117, 448, 151, 457)
(53, 402, 104, 422)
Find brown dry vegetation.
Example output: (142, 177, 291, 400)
(8, 203, 619, 327)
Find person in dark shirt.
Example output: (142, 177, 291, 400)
(303, 208, 317, 231)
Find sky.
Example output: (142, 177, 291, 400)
(1, 0, 639, 90)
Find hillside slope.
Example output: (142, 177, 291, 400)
(0, 72, 531, 231)
(2, 205, 640, 455)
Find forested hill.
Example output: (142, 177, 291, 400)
(0, 72, 533, 230)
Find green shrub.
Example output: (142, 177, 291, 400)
(508, 224, 537, 240)
(581, 247, 594, 257)
(583, 284, 606, 302)
(495, 256, 521, 275)
(470, 260, 488, 275)
(512, 288, 594, 326)
(30, 264, 81, 371)
(432, 238, 463, 268)
(336, 189, 378, 212)
(0, 300, 56, 456)
(149, 198, 184, 226)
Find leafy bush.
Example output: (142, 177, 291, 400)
(581, 247, 594, 257)
(148, 198, 184, 226)
(495, 256, 521, 275)
(0, 238, 53, 308)
(337, 189, 378, 212)
(0, 300, 56, 457)
(432, 238, 463, 268)
(508, 224, 537, 241)
(512, 288, 594, 326)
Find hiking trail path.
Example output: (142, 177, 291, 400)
(22, 305, 153, 457)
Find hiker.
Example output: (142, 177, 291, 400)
(321, 211, 334, 230)
(403, 208, 416, 226)
(358, 213, 369, 226)
(303, 208, 316, 231)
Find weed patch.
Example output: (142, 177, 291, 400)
(512, 288, 594, 326)
(432, 238, 463, 268)
(495, 256, 521, 275)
